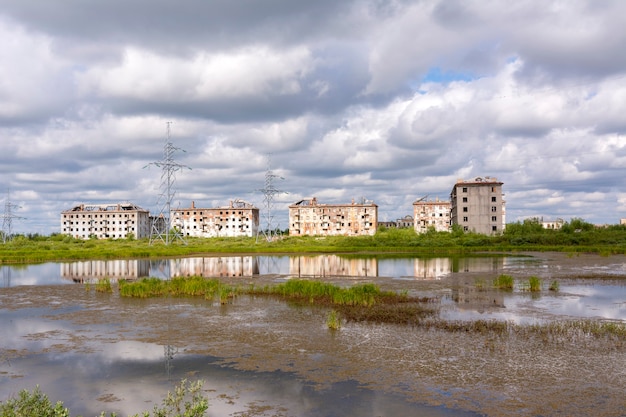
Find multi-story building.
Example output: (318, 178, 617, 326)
(171, 200, 259, 238)
(396, 215, 414, 228)
(413, 198, 451, 233)
(450, 177, 506, 234)
(289, 197, 377, 236)
(61, 203, 150, 239)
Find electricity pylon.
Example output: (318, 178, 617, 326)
(145, 122, 191, 245)
(1, 189, 25, 244)
(256, 155, 287, 242)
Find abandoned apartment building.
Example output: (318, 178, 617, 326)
(61, 203, 151, 240)
(450, 177, 506, 234)
(413, 197, 452, 233)
(289, 197, 378, 236)
(171, 200, 259, 238)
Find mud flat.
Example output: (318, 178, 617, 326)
(1, 252, 625, 416)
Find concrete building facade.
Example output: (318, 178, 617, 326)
(450, 177, 506, 234)
(413, 198, 451, 233)
(61, 203, 150, 239)
(171, 200, 259, 238)
(289, 197, 377, 236)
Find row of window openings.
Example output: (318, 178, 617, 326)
(188, 225, 250, 229)
(463, 226, 500, 232)
(65, 214, 136, 218)
(462, 216, 499, 222)
(176, 217, 251, 222)
(462, 207, 499, 212)
(179, 211, 249, 216)
(64, 221, 136, 225)
(460, 197, 498, 203)
(292, 222, 373, 228)
(461, 187, 498, 193)
(65, 227, 136, 232)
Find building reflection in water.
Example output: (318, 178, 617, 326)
(61, 259, 150, 283)
(169, 256, 260, 277)
(60, 255, 506, 282)
(290, 256, 377, 278)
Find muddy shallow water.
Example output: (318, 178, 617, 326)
(1, 252, 625, 416)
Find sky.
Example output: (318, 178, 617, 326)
(1, 0, 625, 235)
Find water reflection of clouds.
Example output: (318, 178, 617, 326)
(532, 285, 626, 321)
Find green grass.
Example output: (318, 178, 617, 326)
(0, 379, 208, 417)
(326, 309, 341, 330)
(493, 274, 514, 290)
(528, 276, 542, 292)
(3, 223, 626, 264)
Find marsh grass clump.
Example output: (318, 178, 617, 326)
(118, 277, 240, 303)
(326, 309, 341, 330)
(250, 279, 401, 307)
(529, 276, 542, 292)
(493, 274, 514, 290)
(95, 278, 113, 293)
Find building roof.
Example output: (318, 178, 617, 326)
(454, 176, 503, 186)
(289, 197, 377, 208)
(62, 202, 147, 213)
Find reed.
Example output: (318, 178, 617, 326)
(95, 278, 112, 293)
(326, 309, 341, 330)
(493, 274, 514, 290)
(528, 276, 542, 292)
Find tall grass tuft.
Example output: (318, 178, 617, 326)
(95, 278, 113, 293)
(326, 309, 341, 330)
(528, 276, 542, 292)
(493, 274, 514, 290)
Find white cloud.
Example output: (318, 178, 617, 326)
(78, 45, 314, 102)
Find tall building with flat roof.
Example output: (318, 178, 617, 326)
(289, 197, 377, 236)
(450, 177, 505, 234)
(413, 198, 451, 233)
(171, 200, 259, 238)
(61, 202, 150, 239)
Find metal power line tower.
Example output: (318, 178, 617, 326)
(145, 122, 191, 245)
(2, 189, 25, 244)
(256, 155, 287, 242)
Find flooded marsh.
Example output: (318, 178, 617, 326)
(1, 252, 625, 416)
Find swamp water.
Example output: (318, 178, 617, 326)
(1, 252, 625, 416)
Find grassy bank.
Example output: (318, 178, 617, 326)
(2, 221, 626, 264)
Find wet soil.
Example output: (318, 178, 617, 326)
(1, 252, 625, 416)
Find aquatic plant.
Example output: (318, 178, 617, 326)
(326, 309, 341, 330)
(95, 278, 113, 293)
(493, 274, 514, 290)
(528, 276, 542, 292)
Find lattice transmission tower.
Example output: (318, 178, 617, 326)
(256, 155, 287, 242)
(2, 189, 25, 244)
(145, 122, 191, 245)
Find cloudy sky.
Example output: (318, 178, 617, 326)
(1, 0, 625, 235)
